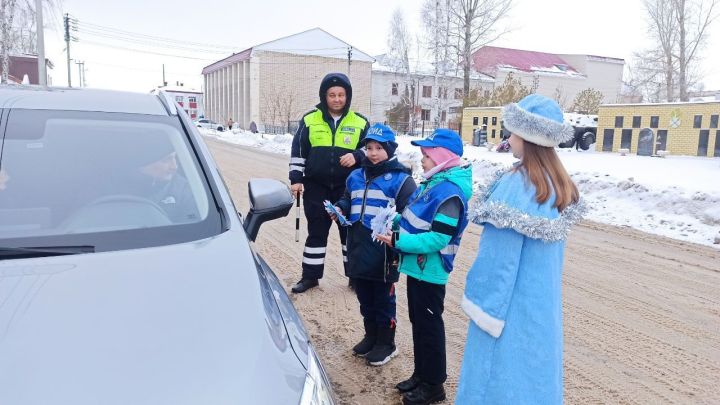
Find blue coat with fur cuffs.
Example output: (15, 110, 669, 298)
(456, 168, 584, 404)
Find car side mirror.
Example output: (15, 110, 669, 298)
(244, 178, 294, 242)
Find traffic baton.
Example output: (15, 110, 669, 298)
(295, 192, 301, 242)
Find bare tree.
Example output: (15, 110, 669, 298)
(673, 0, 718, 101)
(636, 0, 718, 101)
(571, 88, 604, 114)
(553, 85, 570, 110)
(447, 0, 512, 97)
(466, 71, 535, 107)
(386, 8, 418, 133)
(1, 0, 18, 83)
(1, 0, 59, 83)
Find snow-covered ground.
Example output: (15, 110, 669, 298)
(201, 128, 720, 248)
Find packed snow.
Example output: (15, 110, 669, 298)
(200, 127, 720, 248)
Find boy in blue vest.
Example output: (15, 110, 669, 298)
(376, 129, 472, 405)
(331, 123, 416, 366)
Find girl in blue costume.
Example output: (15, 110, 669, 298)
(456, 94, 585, 404)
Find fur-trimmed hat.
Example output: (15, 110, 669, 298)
(502, 94, 574, 147)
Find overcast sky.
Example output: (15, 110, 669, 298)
(43, 0, 720, 92)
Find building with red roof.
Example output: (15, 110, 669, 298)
(472, 46, 624, 107)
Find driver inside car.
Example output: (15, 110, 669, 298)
(129, 137, 200, 224)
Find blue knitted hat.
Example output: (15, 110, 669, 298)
(502, 94, 574, 147)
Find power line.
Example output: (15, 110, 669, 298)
(75, 27, 231, 54)
(70, 17, 238, 51)
(80, 40, 219, 61)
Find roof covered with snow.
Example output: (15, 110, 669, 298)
(202, 28, 374, 75)
(372, 53, 494, 82)
(472, 46, 585, 78)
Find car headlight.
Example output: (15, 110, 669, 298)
(299, 345, 335, 405)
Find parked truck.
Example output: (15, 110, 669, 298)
(560, 113, 598, 150)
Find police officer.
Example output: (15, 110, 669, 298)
(288, 72, 369, 293)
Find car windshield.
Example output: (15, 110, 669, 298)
(0, 109, 223, 252)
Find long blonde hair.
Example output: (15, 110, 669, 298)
(517, 140, 579, 212)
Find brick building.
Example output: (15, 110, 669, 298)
(201, 28, 374, 132)
(596, 102, 720, 157)
(460, 106, 503, 143)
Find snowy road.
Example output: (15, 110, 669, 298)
(207, 138, 720, 404)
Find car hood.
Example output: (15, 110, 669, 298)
(0, 230, 306, 405)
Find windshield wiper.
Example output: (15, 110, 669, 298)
(0, 245, 95, 260)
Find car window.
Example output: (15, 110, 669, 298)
(0, 109, 223, 251)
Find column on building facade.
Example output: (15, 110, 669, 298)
(213, 71, 219, 122)
(243, 60, 249, 129)
(235, 62, 242, 129)
(226, 66, 232, 124)
(230, 63, 235, 127)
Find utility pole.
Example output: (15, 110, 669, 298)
(36, 0, 47, 86)
(64, 13, 71, 87)
(75, 61, 85, 87)
(347, 46, 352, 76)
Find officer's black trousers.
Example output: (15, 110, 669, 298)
(301, 180, 348, 280)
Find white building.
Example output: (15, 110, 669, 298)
(370, 54, 494, 131)
(157, 84, 204, 120)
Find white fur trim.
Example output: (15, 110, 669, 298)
(462, 295, 505, 338)
(502, 103, 574, 147)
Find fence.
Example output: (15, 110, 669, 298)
(262, 121, 300, 135)
(260, 120, 461, 137)
(377, 121, 461, 137)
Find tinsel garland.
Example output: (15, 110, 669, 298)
(469, 168, 586, 242)
(470, 199, 586, 242)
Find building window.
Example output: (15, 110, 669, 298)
(188, 96, 197, 103)
(694, 115, 703, 128)
(715, 130, 720, 157)
(632, 116, 641, 128)
(454, 88, 463, 99)
(656, 129, 668, 152)
(421, 109, 431, 121)
(473, 117, 479, 125)
(710, 114, 719, 128)
(491, 129, 496, 138)
(441, 111, 447, 122)
(615, 116, 624, 128)
(175, 96, 183, 102)
(391, 83, 398, 96)
(422, 86, 432, 98)
(698, 130, 709, 156)
(448, 107, 459, 114)
(621, 129, 632, 151)
(492, 117, 497, 125)
(603, 129, 614, 151)
(650, 116, 659, 128)
(482, 117, 488, 125)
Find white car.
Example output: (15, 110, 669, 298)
(0, 86, 335, 404)
(194, 118, 224, 131)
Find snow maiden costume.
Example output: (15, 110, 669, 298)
(456, 94, 586, 404)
